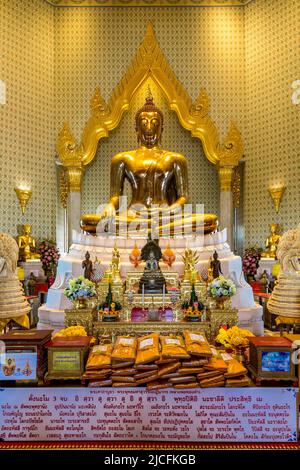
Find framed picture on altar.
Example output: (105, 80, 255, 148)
(0, 346, 37, 381)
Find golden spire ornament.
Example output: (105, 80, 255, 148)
(14, 188, 32, 215)
(268, 184, 286, 213)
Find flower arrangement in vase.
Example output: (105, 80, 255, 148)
(207, 276, 236, 309)
(38, 239, 60, 285)
(64, 276, 97, 309)
(242, 247, 262, 282)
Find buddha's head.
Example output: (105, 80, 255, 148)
(135, 90, 163, 148)
(23, 224, 32, 235)
(270, 223, 279, 234)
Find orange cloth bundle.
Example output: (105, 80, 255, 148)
(135, 333, 160, 365)
(205, 356, 228, 372)
(224, 358, 247, 378)
(86, 344, 113, 370)
(160, 335, 190, 360)
(183, 330, 212, 357)
(111, 336, 137, 362)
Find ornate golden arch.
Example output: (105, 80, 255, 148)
(57, 23, 243, 193)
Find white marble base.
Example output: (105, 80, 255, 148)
(257, 258, 278, 277)
(38, 229, 263, 334)
(18, 261, 45, 281)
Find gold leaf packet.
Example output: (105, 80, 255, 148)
(111, 336, 137, 362)
(160, 335, 190, 360)
(86, 344, 113, 370)
(183, 330, 212, 357)
(135, 333, 160, 365)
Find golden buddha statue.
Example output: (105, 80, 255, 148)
(181, 248, 200, 283)
(261, 223, 281, 259)
(17, 224, 40, 262)
(103, 243, 122, 285)
(81, 90, 217, 237)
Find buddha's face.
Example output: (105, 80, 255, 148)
(270, 224, 278, 234)
(137, 111, 162, 148)
(23, 224, 31, 235)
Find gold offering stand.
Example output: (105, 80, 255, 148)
(64, 267, 238, 343)
(123, 293, 181, 320)
(65, 307, 98, 335)
(180, 279, 207, 302)
(65, 304, 236, 343)
(97, 280, 124, 303)
(207, 308, 239, 339)
(126, 270, 179, 291)
(92, 320, 211, 343)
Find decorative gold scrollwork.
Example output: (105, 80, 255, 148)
(190, 89, 210, 118)
(47, 1, 249, 6)
(59, 168, 69, 209)
(232, 166, 241, 208)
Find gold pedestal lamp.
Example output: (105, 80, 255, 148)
(14, 188, 32, 215)
(268, 184, 286, 213)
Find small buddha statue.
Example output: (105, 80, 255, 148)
(259, 270, 270, 293)
(138, 237, 166, 294)
(111, 243, 121, 272)
(181, 248, 200, 283)
(17, 224, 40, 262)
(82, 251, 94, 280)
(207, 259, 214, 283)
(261, 224, 281, 259)
(103, 244, 123, 285)
(27, 271, 37, 296)
(210, 251, 222, 279)
(81, 89, 218, 236)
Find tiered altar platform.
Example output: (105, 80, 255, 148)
(38, 229, 263, 334)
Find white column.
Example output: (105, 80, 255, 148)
(65, 166, 84, 249)
(219, 190, 233, 249)
(67, 191, 81, 247)
(218, 166, 234, 250)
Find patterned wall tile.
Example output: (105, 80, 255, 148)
(0, 0, 56, 240)
(244, 0, 300, 247)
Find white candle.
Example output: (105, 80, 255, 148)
(142, 284, 145, 307)
(163, 284, 165, 309)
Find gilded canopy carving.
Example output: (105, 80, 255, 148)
(57, 24, 243, 190)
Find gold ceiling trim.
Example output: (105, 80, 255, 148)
(57, 24, 243, 190)
(47, 0, 252, 6)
